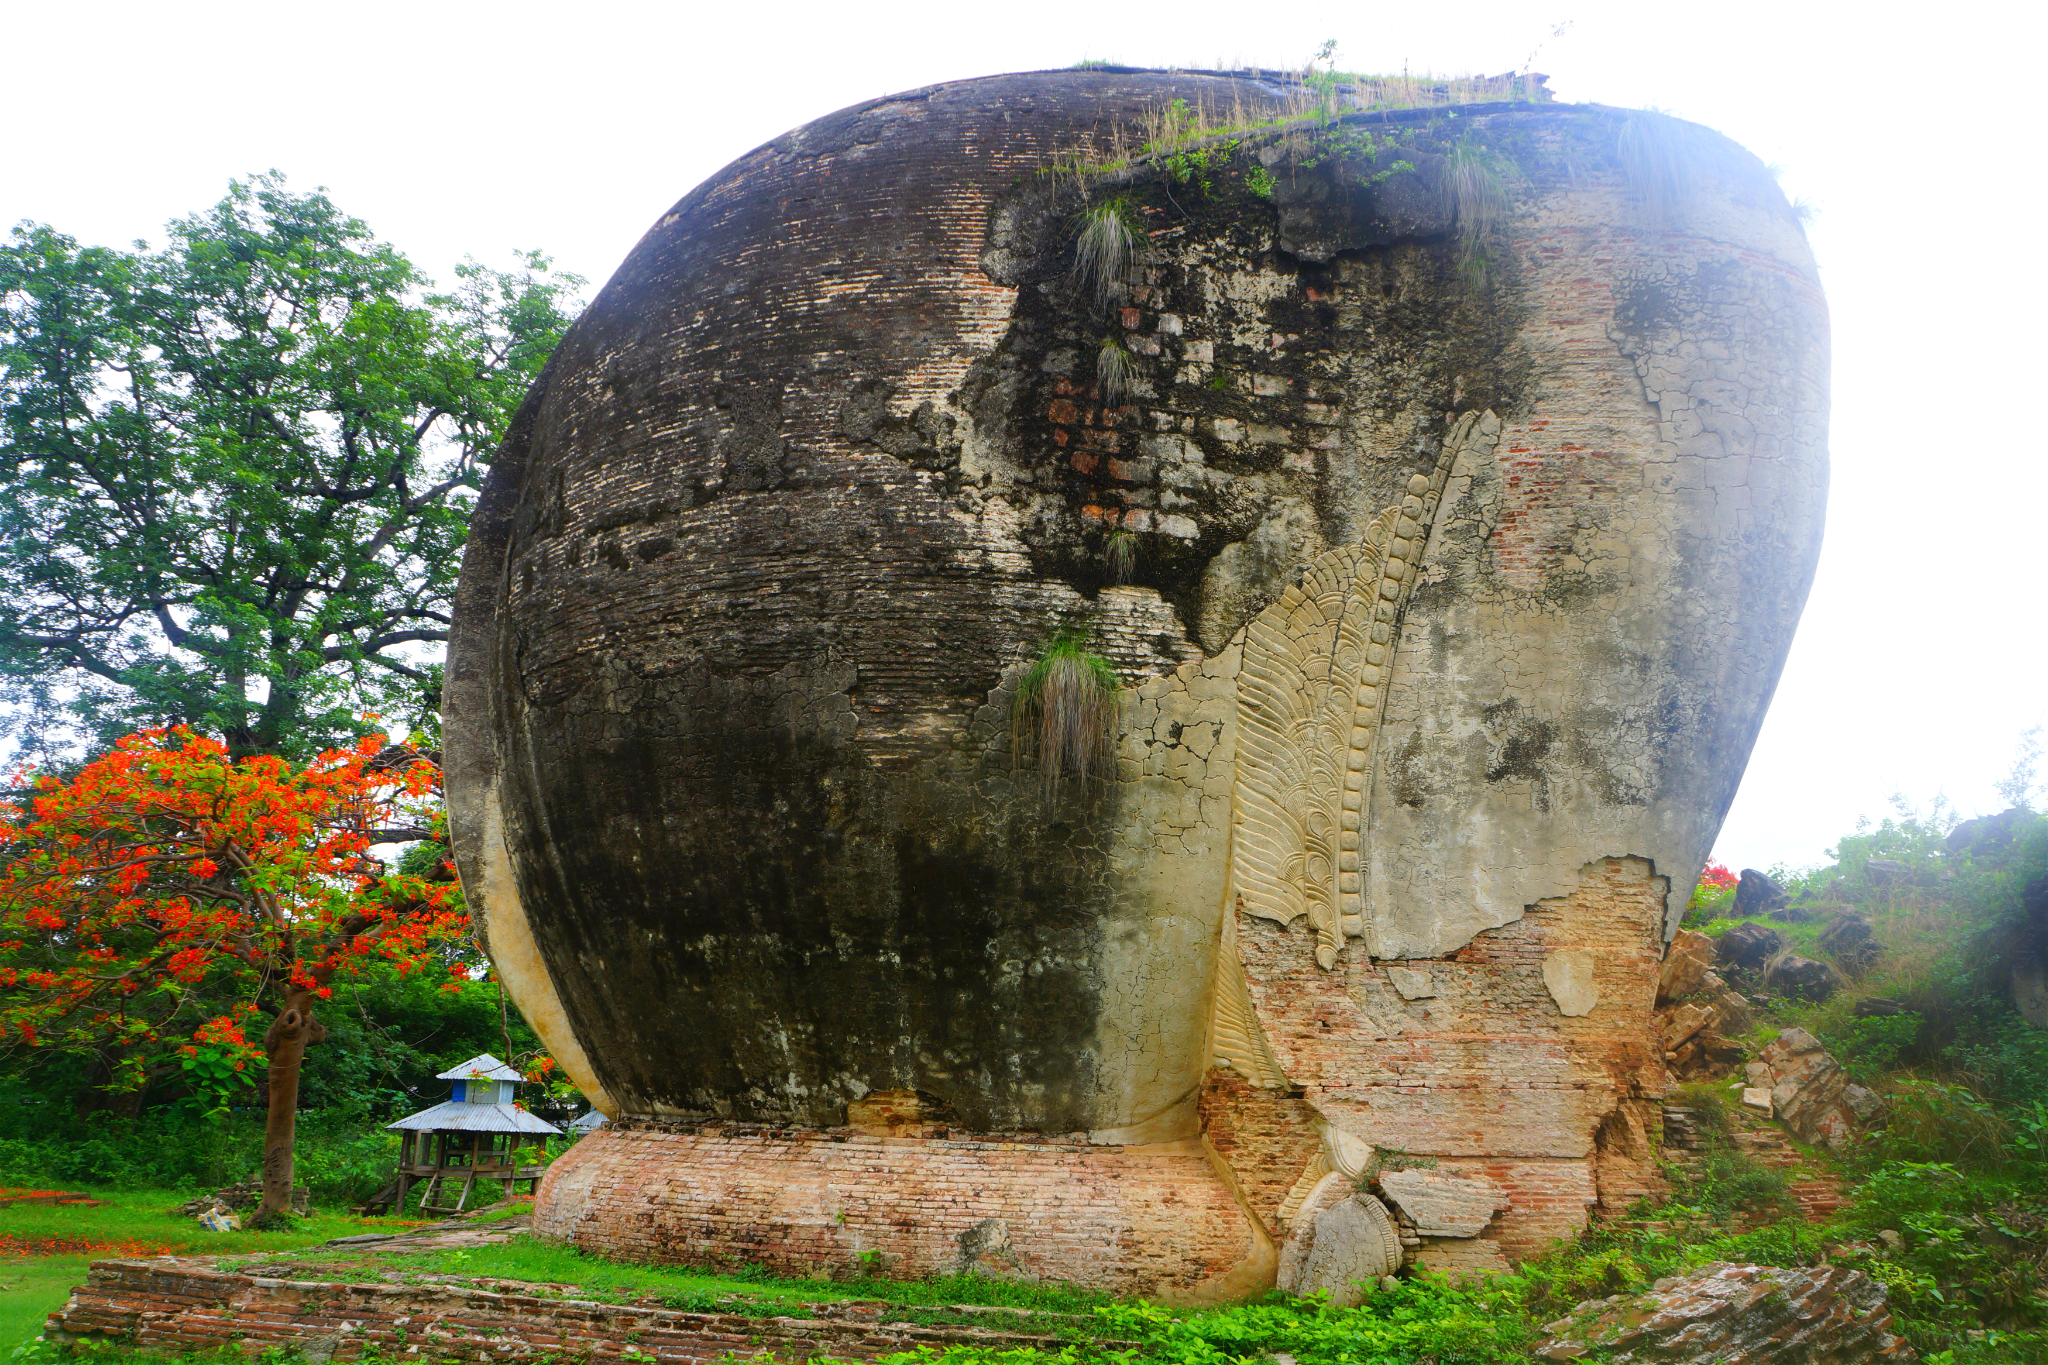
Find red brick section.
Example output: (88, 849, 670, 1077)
(46, 1259, 1108, 1363)
(1225, 856, 1671, 1259)
(534, 1126, 1259, 1302)
(1196, 1072, 1322, 1233)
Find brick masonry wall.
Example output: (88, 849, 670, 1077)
(1221, 856, 1669, 1257)
(46, 1259, 1098, 1363)
(533, 1125, 1259, 1303)
(1196, 1072, 1323, 1232)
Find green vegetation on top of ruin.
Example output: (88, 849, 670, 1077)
(1065, 48, 1556, 116)
(1046, 49, 1803, 263)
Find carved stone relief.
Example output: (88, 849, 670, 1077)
(1228, 411, 1493, 971)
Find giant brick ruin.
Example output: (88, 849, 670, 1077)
(442, 67, 1829, 1303)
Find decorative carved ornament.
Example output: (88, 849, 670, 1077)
(1227, 411, 1489, 970)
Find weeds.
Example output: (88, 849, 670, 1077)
(1071, 199, 1141, 312)
(1010, 634, 1122, 787)
(1095, 336, 1135, 405)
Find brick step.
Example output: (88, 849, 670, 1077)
(1657, 1102, 1847, 1228)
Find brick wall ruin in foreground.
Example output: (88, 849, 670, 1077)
(46, 1259, 1099, 1363)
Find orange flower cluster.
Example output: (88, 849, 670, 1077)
(0, 727, 469, 1077)
(1698, 860, 1739, 891)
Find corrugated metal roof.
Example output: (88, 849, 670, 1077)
(436, 1053, 522, 1082)
(386, 1101, 562, 1135)
(569, 1110, 609, 1133)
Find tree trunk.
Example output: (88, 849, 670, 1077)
(256, 986, 324, 1225)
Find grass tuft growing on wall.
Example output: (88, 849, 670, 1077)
(1071, 199, 1142, 312)
(1102, 528, 1139, 585)
(1011, 634, 1122, 787)
(1616, 109, 1694, 223)
(1095, 336, 1136, 405)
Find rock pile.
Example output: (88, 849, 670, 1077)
(1763, 953, 1843, 1001)
(1745, 1028, 1880, 1148)
(176, 1181, 311, 1221)
(1534, 1260, 1913, 1362)
(1716, 921, 1782, 972)
(1656, 930, 1753, 1079)
(1734, 869, 1789, 919)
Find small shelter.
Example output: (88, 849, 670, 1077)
(371, 1054, 560, 1214)
(568, 1108, 609, 1139)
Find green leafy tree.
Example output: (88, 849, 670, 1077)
(0, 174, 581, 758)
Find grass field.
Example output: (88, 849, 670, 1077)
(0, 1186, 427, 1355)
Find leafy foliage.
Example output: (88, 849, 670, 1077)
(0, 175, 581, 758)
(0, 727, 459, 1080)
(0, 726, 474, 1219)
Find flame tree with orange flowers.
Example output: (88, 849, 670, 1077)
(0, 727, 468, 1225)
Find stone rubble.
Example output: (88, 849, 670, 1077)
(1754, 1028, 1870, 1149)
(1717, 922, 1783, 972)
(1534, 1260, 1914, 1363)
(1654, 931, 1754, 1079)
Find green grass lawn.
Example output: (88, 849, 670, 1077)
(0, 1185, 425, 1355)
(0, 1253, 92, 1357)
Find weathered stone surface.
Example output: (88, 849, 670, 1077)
(1275, 1191, 1403, 1306)
(1657, 929, 1714, 1003)
(1717, 922, 1783, 970)
(1757, 1028, 1858, 1148)
(441, 67, 1827, 1290)
(1818, 911, 1882, 975)
(1386, 965, 1436, 1000)
(1378, 1169, 1509, 1238)
(1542, 950, 1600, 1016)
(1854, 996, 1912, 1018)
(1734, 869, 1788, 919)
(1660, 1002, 1713, 1051)
(1765, 954, 1842, 1001)
(1657, 963, 1757, 1078)
(1534, 1261, 1912, 1363)
(1669, 1029, 1746, 1080)
(1843, 1083, 1884, 1122)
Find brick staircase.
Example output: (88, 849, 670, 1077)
(1660, 1098, 1848, 1226)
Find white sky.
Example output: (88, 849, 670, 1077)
(8, 0, 2042, 875)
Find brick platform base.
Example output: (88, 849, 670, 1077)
(46, 1258, 1114, 1363)
(533, 1125, 1270, 1304)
